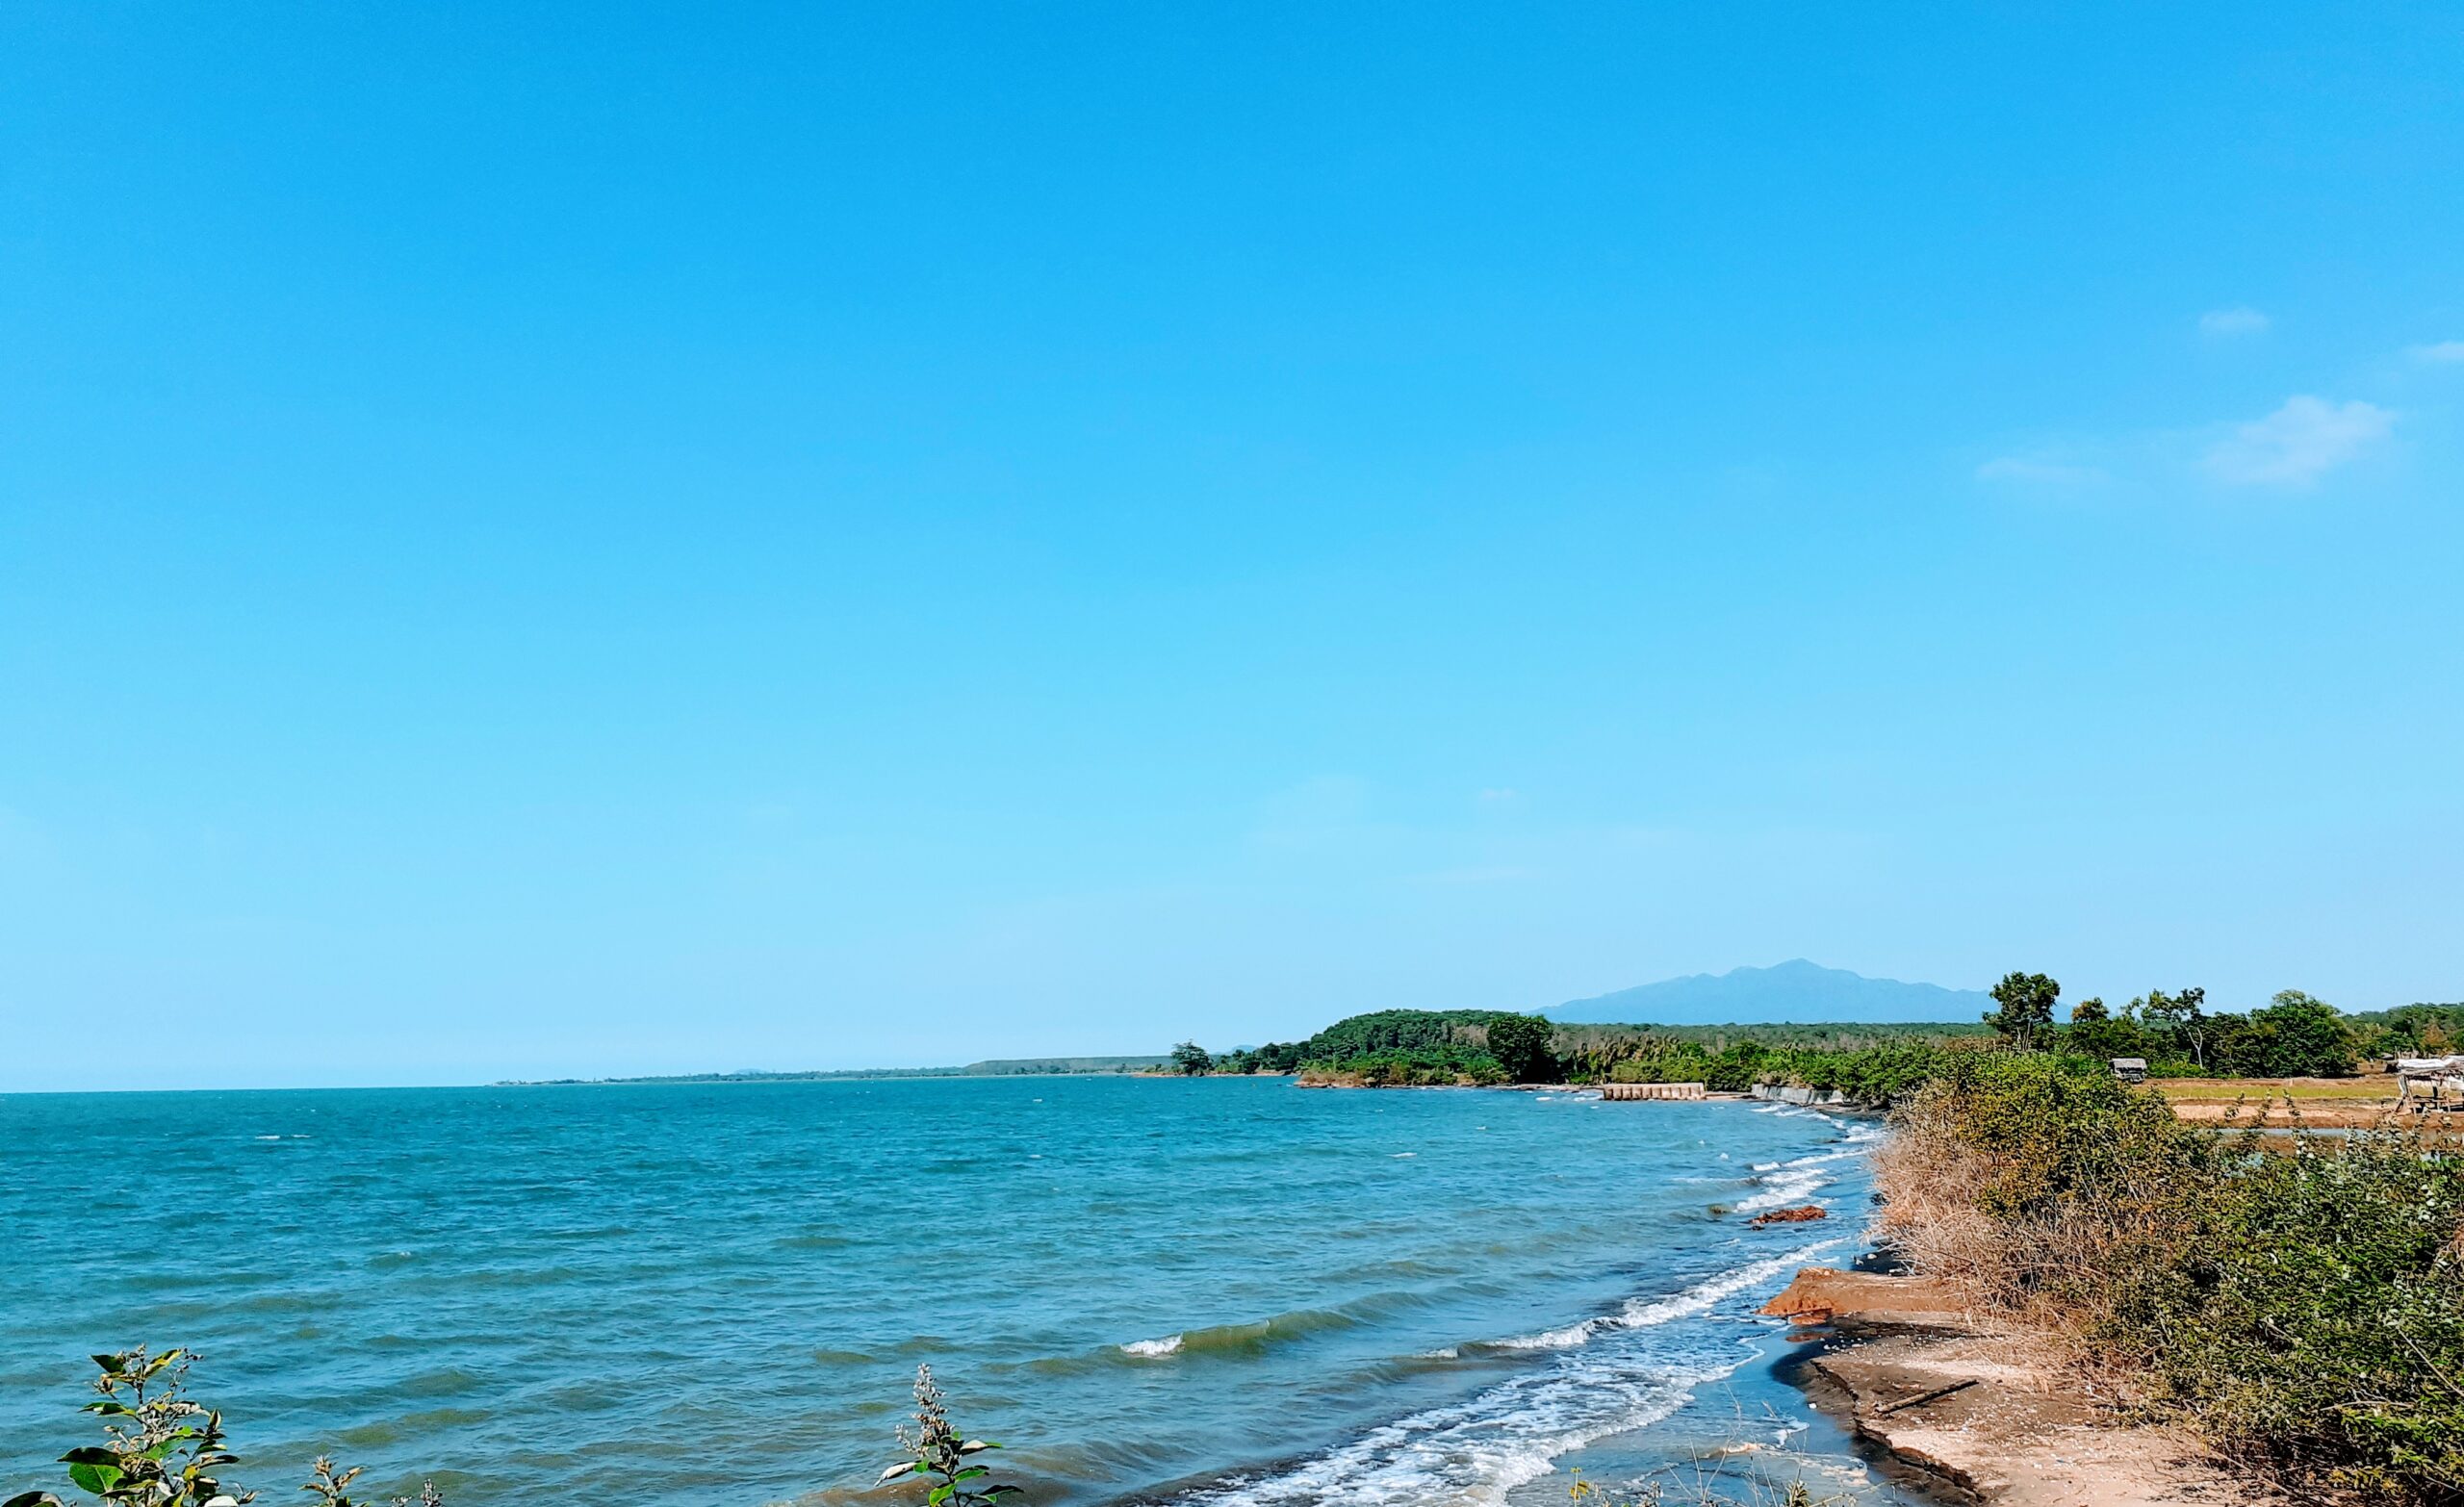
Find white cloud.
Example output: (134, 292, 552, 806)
(1975, 455, 2109, 487)
(2199, 306, 2272, 337)
(2200, 396, 2394, 487)
(2410, 340, 2464, 365)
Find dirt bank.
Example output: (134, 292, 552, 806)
(1763, 1268, 2283, 1507)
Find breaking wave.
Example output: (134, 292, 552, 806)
(1170, 1240, 1842, 1507)
(1119, 1307, 1361, 1360)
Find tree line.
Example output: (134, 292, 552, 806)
(1166, 979, 2461, 1094)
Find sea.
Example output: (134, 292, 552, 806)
(0, 1076, 1924, 1507)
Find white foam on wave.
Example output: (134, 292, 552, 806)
(1175, 1239, 1842, 1507)
(1610, 1243, 1835, 1328)
(1494, 1317, 1597, 1351)
(1120, 1334, 1184, 1358)
(1731, 1167, 1829, 1213)
(1724, 1127, 1877, 1213)
(1777, 1144, 1871, 1170)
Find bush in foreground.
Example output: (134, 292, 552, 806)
(5, 1348, 438, 1507)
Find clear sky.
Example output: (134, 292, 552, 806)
(4, 5, 2460, 1090)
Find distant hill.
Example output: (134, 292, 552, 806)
(1547, 959, 1989, 1026)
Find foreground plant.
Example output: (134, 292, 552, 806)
(5, 1349, 439, 1507)
(878, 1366, 1019, 1507)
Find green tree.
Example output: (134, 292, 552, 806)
(1481, 1013, 1558, 1083)
(2137, 986, 2211, 1070)
(1986, 971, 2060, 1051)
(2066, 998, 2154, 1064)
(2227, 990, 2357, 1078)
(1168, 1041, 1212, 1076)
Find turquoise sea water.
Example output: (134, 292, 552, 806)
(0, 1078, 1915, 1507)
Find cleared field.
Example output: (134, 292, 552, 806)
(2152, 1072, 2445, 1129)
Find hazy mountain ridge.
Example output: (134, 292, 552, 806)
(1546, 958, 1989, 1025)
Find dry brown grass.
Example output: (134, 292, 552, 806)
(1868, 1077, 2212, 1385)
(1867, 1117, 2012, 1308)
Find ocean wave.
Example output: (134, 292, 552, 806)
(1175, 1241, 1841, 1507)
(1732, 1168, 1828, 1213)
(1488, 1318, 1596, 1351)
(1119, 1307, 1360, 1360)
(1613, 1243, 1836, 1323)
(1485, 1239, 1835, 1351)
(1775, 1144, 1871, 1171)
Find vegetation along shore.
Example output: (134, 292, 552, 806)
(1771, 1049, 2464, 1506)
(1174, 973, 2457, 1103)
(1175, 974, 2464, 1505)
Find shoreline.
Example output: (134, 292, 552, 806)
(1760, 1268, 2285, 1506)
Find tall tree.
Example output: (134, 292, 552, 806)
(1986, 971, 2061, 1051)
(2139, 986, 2210, 1069)
(1481, 1013, 1559, 1083)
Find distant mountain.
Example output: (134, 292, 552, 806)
(1547, 959, 1989, 1026)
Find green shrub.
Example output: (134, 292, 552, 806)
(2156, 1127, 2464, 1497)
(1885, 1062, 2464, 1503)
(2208, 991, 2361, 1078)
(5, 1349, 438, 1507)
(879, 1366, 1019, 1507)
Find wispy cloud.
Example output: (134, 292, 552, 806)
(2201, 396, 2394, 487)
(2410, 340, 2464, 365)
(2199, 306, 2271, 338)
(1975, 455, 2110, 487)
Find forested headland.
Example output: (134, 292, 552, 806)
(1173, 978, 2463, 1100)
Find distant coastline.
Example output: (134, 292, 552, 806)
(498, 1055, 1169, 1086)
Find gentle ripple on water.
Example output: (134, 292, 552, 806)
(0, 1078, 1898, 1507)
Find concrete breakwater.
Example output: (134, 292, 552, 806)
(1598, 1081, 1707, 1100)
(1753, 1083, 1848, 1106)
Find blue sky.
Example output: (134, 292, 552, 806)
(4, 5, 2460, 1089)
